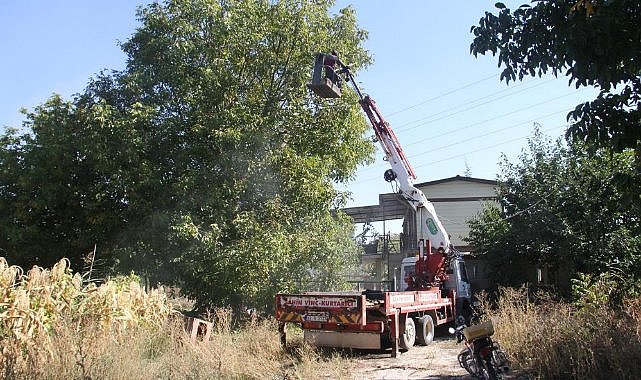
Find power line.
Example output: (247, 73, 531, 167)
(407, 109, 570, 158)
(390, 77, 540, 130)
(414, 122, 567, 168)
(404, 90, 583, 145)
(353, 122, 568, 184)
(358, 101, 576, 174)
(385, 73, 499, 117)
(395, 78, 557, 133)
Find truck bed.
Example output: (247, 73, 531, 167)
(275, 288, 456, 356)
(276, 288, 453, 324)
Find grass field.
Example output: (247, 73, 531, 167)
(2, 258, 640, 379)
(0, 258, 352, 379)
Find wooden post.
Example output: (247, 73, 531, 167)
(278, 322, 287, 349)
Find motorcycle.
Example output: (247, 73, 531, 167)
(449, 304, 509, 380)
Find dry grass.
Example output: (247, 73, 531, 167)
(480, 287, 641, 380)
(0, 257, 353, 379)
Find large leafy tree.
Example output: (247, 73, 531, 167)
(467, 130, 641, 301)
(470, 0, 641, 157)
(469, 0, 641, 303)
(0, 0, 374, 309)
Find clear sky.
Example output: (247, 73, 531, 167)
(0, 1, 595, 232)
(0, 1, 146, 125)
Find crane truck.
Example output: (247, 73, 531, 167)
(275, 53, 472, 357)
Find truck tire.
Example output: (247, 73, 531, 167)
(415, 315, 434, 346)
(399, 316, 416, 351)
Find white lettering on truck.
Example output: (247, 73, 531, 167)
(281, 296, 357, 309)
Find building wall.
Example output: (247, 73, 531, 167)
(425, 201, 487, 246)
(417, 180, 497, 248)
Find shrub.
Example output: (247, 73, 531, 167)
(482, 287, 641, 379)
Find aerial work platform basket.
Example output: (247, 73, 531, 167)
(307, 52, 342, 98)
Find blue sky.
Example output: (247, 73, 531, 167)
(0, 0, 146, 129)
(1, 1, 595, 227)
(333, 1, 595, 207)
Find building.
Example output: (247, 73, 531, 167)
(343, 175, 497, 291)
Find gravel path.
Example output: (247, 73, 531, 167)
(350, 337, 471, 380)
(348, 335, 526, 380)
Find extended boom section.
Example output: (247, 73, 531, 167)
(357, 95, 451, 255)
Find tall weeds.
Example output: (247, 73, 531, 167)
(482, 287, 641, 380)
(0, 257, 351, 379)
(0, 257, 171, 379)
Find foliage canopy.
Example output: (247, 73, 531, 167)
(467, 130, 641, 303)
(470, 0, 641, 155)
(0, 0, 374, 309)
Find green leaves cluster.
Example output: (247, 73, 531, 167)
(470, 0, 641, 154)
(467, 130, 641, 303)
(0, 0, 374, 309)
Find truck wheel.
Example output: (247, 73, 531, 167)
(415, 315, 434, 346)
(399, 316, 416, 351)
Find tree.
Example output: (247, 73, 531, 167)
(470, 0, 641, 157)
(0, 96, 138, 270)
(466, 129, 641, 302)
(0, 0, 375, 309)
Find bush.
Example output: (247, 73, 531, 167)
(481, 287, 641, 379)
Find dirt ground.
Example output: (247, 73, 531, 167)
(347, 334, 525, 380)
(348, 337, 469, 380)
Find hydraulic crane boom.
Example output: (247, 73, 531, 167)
(309, 52, 454, 287)
(274, 53, 473, 356)
(342, 61, 451, 254)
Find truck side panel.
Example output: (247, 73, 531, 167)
(384, 289, 455, 325)
(275, 293, 366, 326)
(276, 290, 455, 357)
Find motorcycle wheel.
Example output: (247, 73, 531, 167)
(458, 351, 479, 376)
(481, 361, 501, 380)
(492, 348, 510, 372)
(457, 352, 470, 373)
